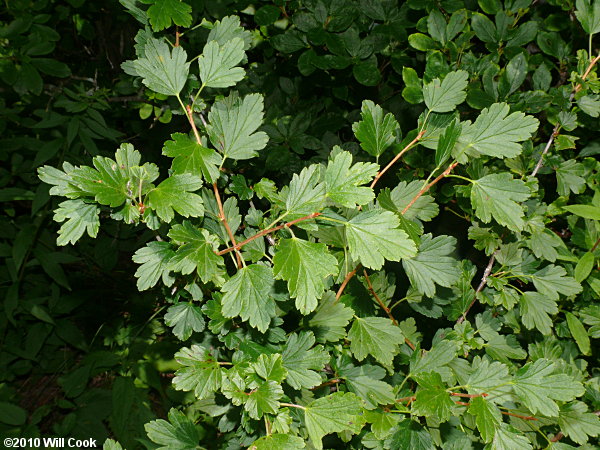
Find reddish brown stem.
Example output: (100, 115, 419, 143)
(450, 392, 488, 398)
(501, 411, 538, 421)
(396, 396, 416, 403)
(370, 130, 426, 189)
(454, 401, 470, 406)
(591, 236, 600, 252)
(550, 432, 563, 443)
(363, 269, 416, 350)
(363, 269, 397, 325)
(335, 265, 360, 301)
(175, 27, 180, 47)
(213, 182, 243, 268)
(457, 251, 497, 324)
(310, 379, 341, 390)
(217, 212, 321, 256)
(182, 103, 243, 267)
(401, 162, 458, 215)
(532, 53, 600, 176)
(185, 105, 202, 144)
(338, 160, 459, 303)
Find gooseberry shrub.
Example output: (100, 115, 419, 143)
(40, 0, 600, 448)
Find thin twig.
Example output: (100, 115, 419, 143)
(458, 251, 496, 324)
(550, 431, 563, 443)
(591, 236, 600, 252)
(279, 402, 306, 410)
(217, 212, 321, 255)
(362, 269, 417, 350)
(450, 392, 488, 398)
(335, 265, 360, 301)
(213, 183, 243, 268)
(337, 160, 459, 303)
(532, 53, 600, 176)
(401, 162, 458, 215)
(363, 269, 397, 325)
(310, 379, 341, 390)
(181, 104, 243, 267)
(185, 105, 202, 145)
(370, 130, 426, 189)
(501, 411, 537, 421)
(531, 124, 561, 177)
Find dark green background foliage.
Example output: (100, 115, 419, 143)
(1, 0, 600, 448)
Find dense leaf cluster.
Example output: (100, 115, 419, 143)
(2, 0, 600, 448)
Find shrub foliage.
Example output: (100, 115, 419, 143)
(2, 0, 600, 448)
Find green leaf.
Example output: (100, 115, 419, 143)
(53, 199, 100, 246)
(562, 204, 600, 220)
(558, 401, 600, 445)
(198, 38, 245, 88)
(221, 264, 276, 332)
(147, 0, 192, 32)
(468, 396, 501, 443)
(378, 181, 439, 223)
(103, 439, 124, 450)
(491, 424, 532, 450)
(147, 174, 204, 223)
(574, 251, 595, 282)
(527, 229, 564, 262)
(308, 291, 354, 342)
(70, 145, 147, 207)
(324, 150, 378, 208)
(410, 340, 458, 375)
(412, 372, 455, 422)
(172, 344, 223, 399)
(167, 222, 224, 283)
(384, 420, 435, 450)
(0, 402, 27, 425)
(466, 357, 512, 397)
(364, 410, 400, 439)
(530, 265, 582, 300)
(164, 303, 205, 341)
(470, 173, 530, 231)
(348, 316, 403, 366)
(281, 332, 329, 389)
(273, 238, 338, 314)
(345, 209, 417, 270)
(402, 234, 460, 297)
(423, 70, 469, 113)
(163, 133, 222, 183)
(245, 380, 284, 419)
(208, 15, 252, 49)
(133, 37, 190, 96)
(513, 358, 584, 417)
(427, 10, 448, 44)
(436, 120, 461, 166)
(577, 94, 600, 117)
(345, 375, 394, 410)
(498, 53, 527, 98)
(253, 354, 287, 383)
(556, 160, 586, 196)
(145, 408, 200, 450)
(352, 100, 399, 157)
(207, 93, 269, 160)
(455, 103, 539, 159)
(575, 0, 600, 35)
(250, 434, 306, 449)
(280, 164, 326, 219)
(566, 312, 591, 355)
(132, 241, 175, 291)
(520, 291, 558, 335)
(304, 392, 364, 450)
